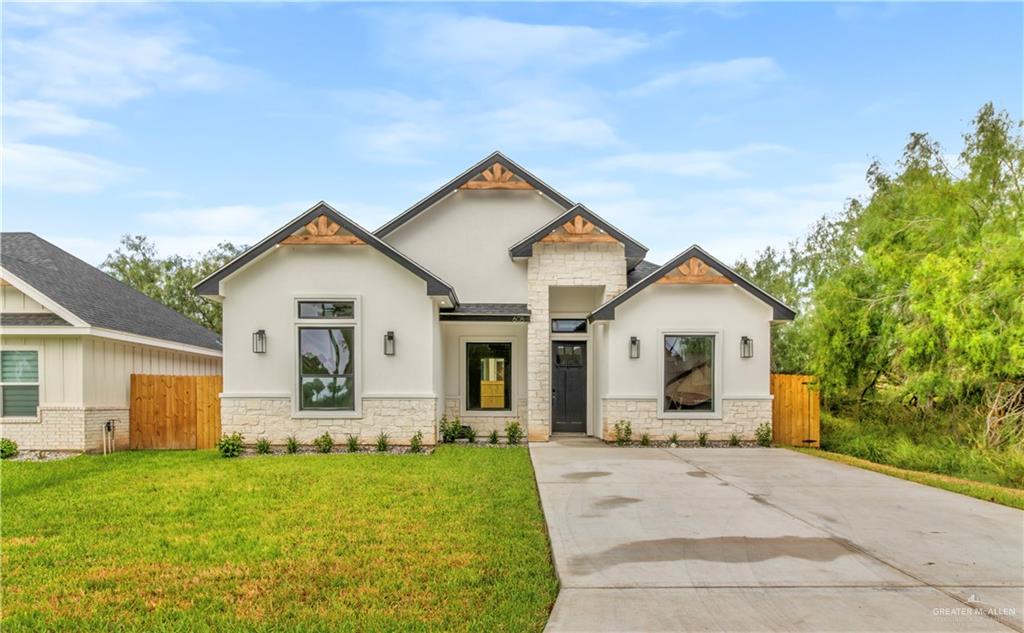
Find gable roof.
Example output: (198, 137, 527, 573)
(195, 201, 458, 304)
(374, 151, 575, 237)
(508, 203, 648, 267)
(589, 244, 797, 322)
(1, 233, 223, 350)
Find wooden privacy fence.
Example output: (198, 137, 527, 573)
(770, 373, 820, 447)
(130, 374, 222, 450)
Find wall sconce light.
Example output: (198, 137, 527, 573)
(740, 336, 753, 359)
(384, 331, 396, 356)
(252, 329, 267, 354)
(629, 336, 640, 359)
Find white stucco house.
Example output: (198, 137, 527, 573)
(0, 233, 222, 452)
(197, 152, 794, 445)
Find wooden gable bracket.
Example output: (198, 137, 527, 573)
(656, 257, 733, 285)
(458, 162, 535, 190)
(280, 214, 366, 245)
(539, 214, 620, 244)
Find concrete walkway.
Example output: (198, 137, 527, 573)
(531, 438, 1024, 632)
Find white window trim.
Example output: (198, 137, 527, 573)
(658, 329, 723, 420)
(292, 296, 362, 419)
(1, 344, 41, 421)
(459, 335, 519, 418)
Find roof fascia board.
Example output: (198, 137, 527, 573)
(0, 267, 90, 328)
(0, 326, 89, 337)
(374, 151, 576, 238)
(508, 203, 648, 260)
(588, 245, 797, 322)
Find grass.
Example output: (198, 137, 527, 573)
(0, 447, 558, 632)
(790, 447, 1024, 510)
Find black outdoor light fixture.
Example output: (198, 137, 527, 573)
(384, 331, 396, 356)
(629, 336, 640, 359)
(740, 336, 754, 359)
(252, 329, 267, 354)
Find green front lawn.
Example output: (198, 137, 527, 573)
(1, 447, 558, 631)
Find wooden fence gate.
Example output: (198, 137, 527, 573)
(130, 374, 222, 450)
(770, 373, 820, 447)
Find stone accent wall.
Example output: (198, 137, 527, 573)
(601, 398, 772, 441)
(527, 242, 626, 441)
(1, 406, 129, 452)
(443, 397, 529, 436)
(221, 397, 438, 445)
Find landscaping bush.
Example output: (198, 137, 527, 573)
(217, 433, 244, 458)
(489, 430, 499, 445)
(1, 438, 18, 459)
(286, 435, 299, 454)
(439, 416, 461, 444)
(729, 434, 740, 447)
(313, 433, 334, 454)
(376, 431, 390, 453)
(462, 425, 477, 443)
(505, 420, 524, 446)
(639, 433, 651, 447)
(698, 431, 708, 447)
(346, 434, 359, 453)
(256, 438, 271, 454)
(755, 423, 772, 447)
(667, 432, 679, 446)
(613, 420, 632, 446)
(409, 430, 423, 453)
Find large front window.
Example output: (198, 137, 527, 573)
(664, 335, 714, 412)
(466, 342, 511, 411)
(299, 327, 354, 410)
(1, 350, 40, 417)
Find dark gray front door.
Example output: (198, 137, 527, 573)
(552, 341, 587, 433)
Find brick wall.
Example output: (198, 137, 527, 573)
(526, 242, 626, 441)
(221, 397, 437, 445)
(601, 397, 772, 441)
(2, 406, 130, 452)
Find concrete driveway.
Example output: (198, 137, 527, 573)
(531, 438, 1023, 632)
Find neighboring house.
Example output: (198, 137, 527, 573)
(197, 152, 794, 445)
(0, 233, 222, 452)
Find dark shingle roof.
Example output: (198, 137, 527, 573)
(439, 303, 530, 321)
(0, 312, 71, 326)
(627, 260, 661, 287)
(1, 233, 222, 350)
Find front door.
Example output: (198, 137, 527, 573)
(552, 341, 587, 433)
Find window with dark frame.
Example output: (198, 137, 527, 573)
(299, 327, 355, 410)
(663, 335, 714, 412)
(551, 318, 587, 333)
(466, 342, 512, 411)
(298, 301, 355, 319)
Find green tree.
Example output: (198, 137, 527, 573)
(102, 236, 244, 333)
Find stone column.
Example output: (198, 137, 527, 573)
(526, 257, 551, 441)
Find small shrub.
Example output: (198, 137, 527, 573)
(505, 420, 524, 446)
(286, 435, 299, 454)
(698, 431, 708, 447)
(489, 429, 499, 445)
(668, 432, 679, 446)
(409, 430, 423, 453)
(217, 432, 244, 458)
(313, 433, 334, 454)
(613, 420, 632, 446)
(439, 416, 461, 444)
(346, 434, 360, 453)
(0, 438, 18, 459)
(256, 437, 271, 454)
(729, 433, 741, 447)
(462, 425, 477, 443)
(755, 423, 772, 447)
(376, 431, 390, 452)
(640, 433, 651, 447)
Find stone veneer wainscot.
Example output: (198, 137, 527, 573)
(601, 398, 772, 441)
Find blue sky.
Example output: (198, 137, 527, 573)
(3, 2, 1020, 266)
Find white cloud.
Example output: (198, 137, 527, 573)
(3, 142, 128, 194)
(626, 57, 783, 96)
(594, 144, 791, 179)
(486, 99, 619, 148)
(394, 14, 646, 71)
(4, 100, 107, 139)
